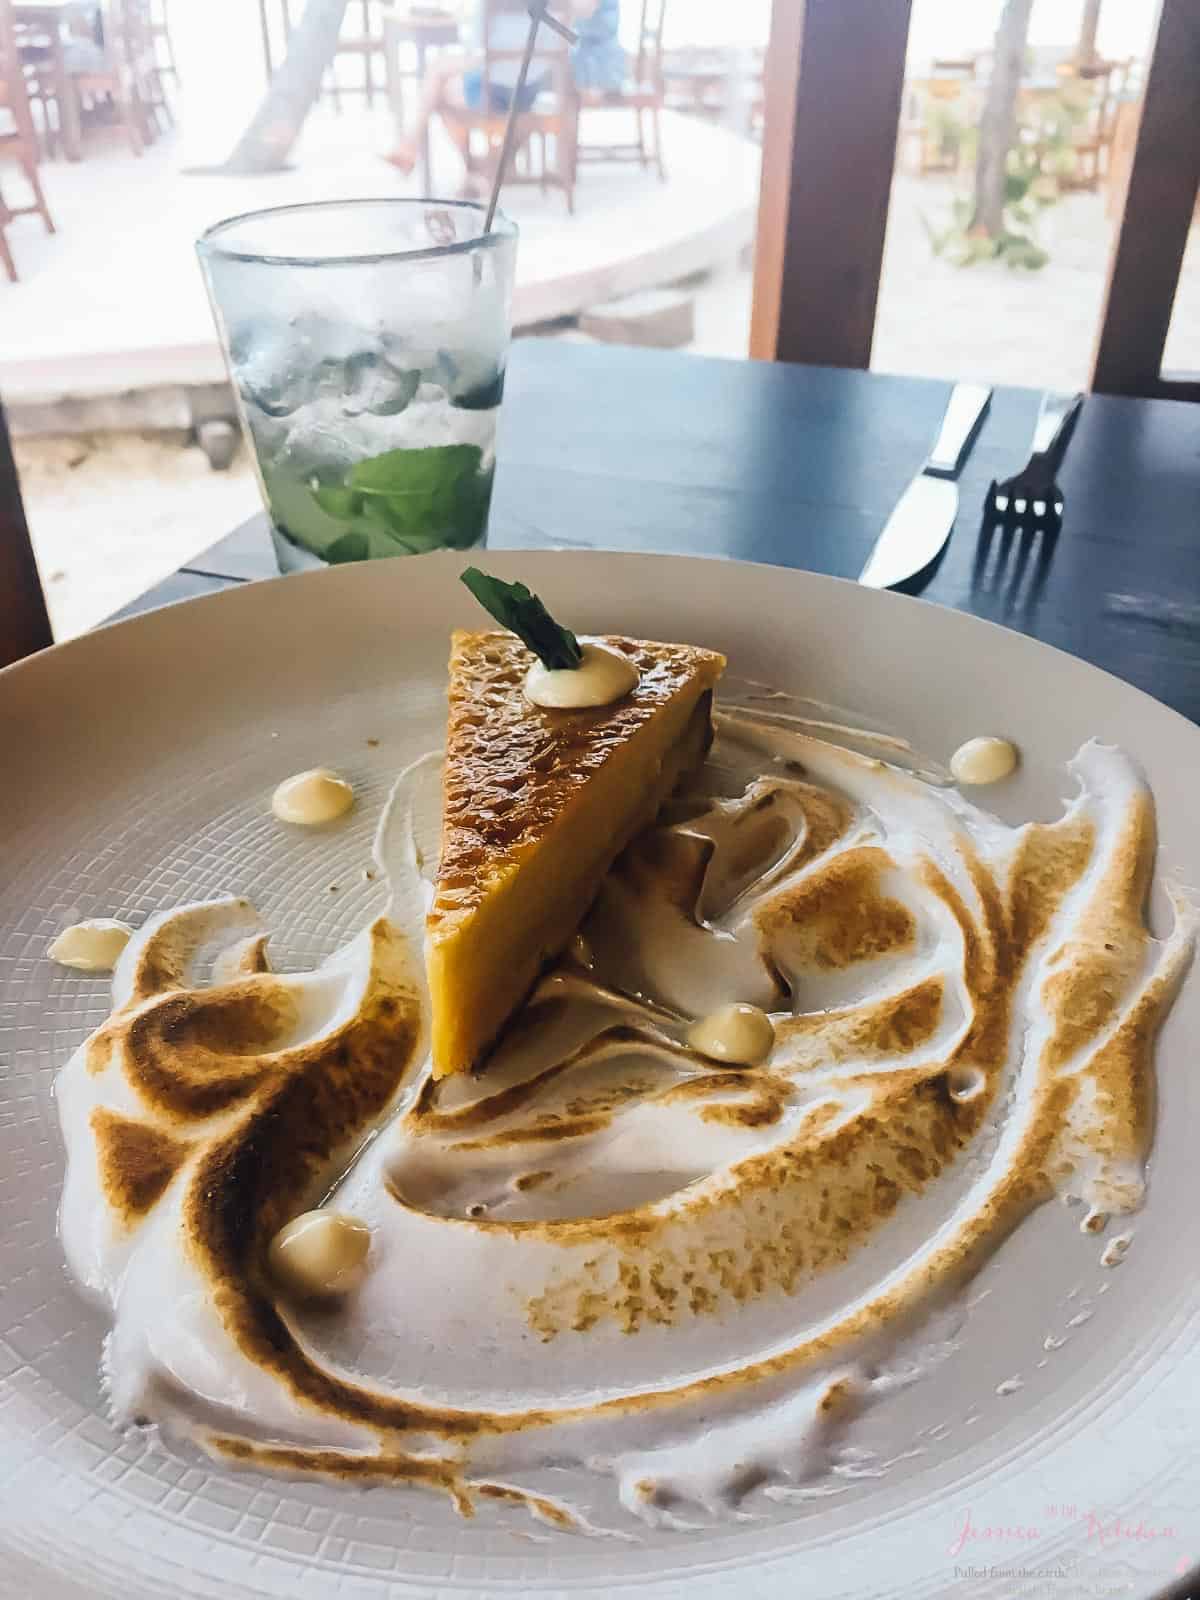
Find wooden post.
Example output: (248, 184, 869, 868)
(0, 406, 52, 668)
(216, 0, 349, 173)
(1092, 0, 1200, 400)
(750, 0, 912, 368)
(970, 0, 1035, 238)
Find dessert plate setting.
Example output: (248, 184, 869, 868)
(2, 549, 1198, 1600)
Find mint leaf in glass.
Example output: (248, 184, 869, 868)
(311, 483, 358, 520)
(349, 442, 483, 497)
(460, 569, 583, 670)
(261, 442, 493, 564)
(349, 444, 486, 541)
(323, 530, 370, 564)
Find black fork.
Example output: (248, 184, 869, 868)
(984, 391, 1085, 533)
(974, 392, 1084, 617)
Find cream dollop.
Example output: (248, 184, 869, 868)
(268, 1211, 371, 1299)
(950, 736, 1018, 785)
(524, 641, 639, 710)
(271, 768, 355, 825)
(47, 919, 133, 973)
(688, 1003, 775, 1066)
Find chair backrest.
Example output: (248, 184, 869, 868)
(479, 0, 572, 110)
(1057, 55, 1125, 141)
(1087, 57, 1130, 141)
(634, 0, 667, 90)
(0, 0, 44, 153)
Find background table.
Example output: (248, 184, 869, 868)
(116, 340, 1200, 726)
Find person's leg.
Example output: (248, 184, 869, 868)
(385, 52, 480, 173)
(439, 65, 476, 154)
(445, 74, 497, 197)
(437, 70, 494, 196)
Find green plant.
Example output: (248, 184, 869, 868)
(924, 82, 1093, 271)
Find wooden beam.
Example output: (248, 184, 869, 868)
(750, 0, 912, 368)
(1092, 0, 1200, 399)
(0, 403, 52, 667)
(748, 0, 803, 363)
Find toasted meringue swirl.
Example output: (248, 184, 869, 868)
(56, 717, 1194, 1530)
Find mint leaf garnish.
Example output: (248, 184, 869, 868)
(460, 569, 583, 670)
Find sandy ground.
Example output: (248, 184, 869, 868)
(14, 433, 261, 639)
(875, 175, 1199, 384)
(632, 175, 1200, 382)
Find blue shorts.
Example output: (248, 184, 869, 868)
(462, 69, 547, 113)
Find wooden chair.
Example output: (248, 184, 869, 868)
(661, 42, 763, 138)
(263, 0, 393, 113)
(662, 47, 727, 122)
(27, 0, 170, 159)
(574, 0, 667, 181)
(96, 0, 173, 148)
(438, 0, 577, 213)
(11, 12, 70, 161)
(150, 0, 177, 84)
(900, 73, 972, 177)
(1060, 57, 1130, 192)
(0, 0, 55, 281)
(325, 0, 390, 111)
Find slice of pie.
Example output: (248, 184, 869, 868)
(427, 629, 726, 1077)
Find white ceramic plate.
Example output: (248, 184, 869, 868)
(2, 552, 1197, 1600)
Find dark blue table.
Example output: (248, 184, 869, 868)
(118, 339, 1200, 725)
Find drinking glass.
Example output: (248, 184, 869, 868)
(198, 200, 518, 571)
